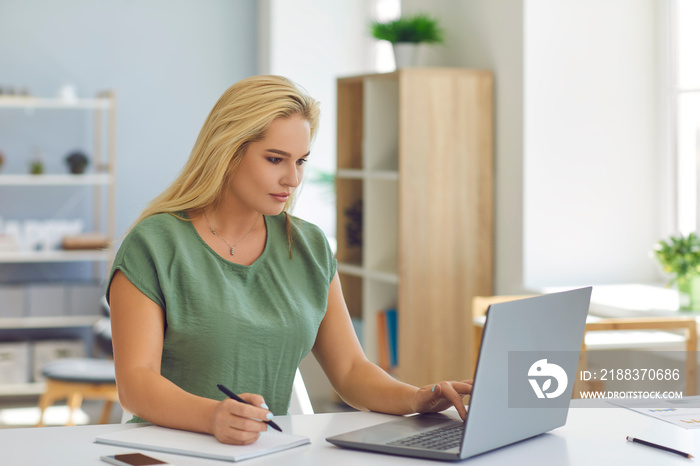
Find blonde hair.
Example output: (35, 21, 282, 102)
(133, 75, 320, 227)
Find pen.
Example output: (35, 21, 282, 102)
(216, 384, 283, 432)
(626, 436, 693, 459)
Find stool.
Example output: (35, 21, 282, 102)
(36, 358, 118, 427)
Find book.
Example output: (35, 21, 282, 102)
(385, 308, 398, 368)
(95, 425, 310, 462)
(376, 310, 390, 371)
(376, 308, 398, 371)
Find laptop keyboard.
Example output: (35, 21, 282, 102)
(387, 423, 463, 451)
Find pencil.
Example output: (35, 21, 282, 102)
(216, 384, 283, 432)
(626, 436, 693, 459)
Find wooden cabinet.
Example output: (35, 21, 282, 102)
(336, 69, 493, 387)
(0, 92, 116, 395)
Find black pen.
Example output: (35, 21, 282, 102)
(627, 436, 693, 459)
(216, 384, 283, 432)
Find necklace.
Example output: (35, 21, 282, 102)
(204, 211, 260, 256)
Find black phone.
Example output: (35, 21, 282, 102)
(100, 453, 172, 466)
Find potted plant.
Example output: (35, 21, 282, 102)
(370, 13, 444, 68)
(29, 148, 44, 175)
(654, 232, 700, 310)
(65, 151, 89, 174)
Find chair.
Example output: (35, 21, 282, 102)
(471, 295, 699, 396)
(289, 368, 314, 415)
(35, 312, 117, 427)
(581, 317, 697, 395)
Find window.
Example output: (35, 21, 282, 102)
(671, 0, 700, 234)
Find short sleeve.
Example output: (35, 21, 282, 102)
(106, 218, 167, 309)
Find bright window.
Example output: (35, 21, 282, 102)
(673, 0, 700, 234)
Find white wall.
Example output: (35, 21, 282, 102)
(403, 0, 663, 291)
(259, 0, 376, 239)
(523, 0, 660, 287)
(0, 0, 258, 241)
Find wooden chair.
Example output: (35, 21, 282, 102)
(472, 295, 699, 396)
(36, 306, 117, 427)
(581, 317, 697, 396)
(35, 358, 117, 426)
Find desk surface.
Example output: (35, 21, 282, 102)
(0, 400, 697, 465)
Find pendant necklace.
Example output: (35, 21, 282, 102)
(204, 211, 260, 256)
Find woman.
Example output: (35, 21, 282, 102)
(108, 75, 472, 445)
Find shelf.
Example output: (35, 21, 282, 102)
(0, 249, 113, 264)
(0, 382, 45, 397)
(0, 90, 116, 398)
(337, 263, 399, 284)
(0, 315, 99, 330)
(0, 96, 113, 110)
(0, 174, 112, 186)
(336, 169, 399, 180)
(336, 69, 494, 387)
(337, 262, 364, 277)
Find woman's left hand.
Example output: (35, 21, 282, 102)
(411, 380, 473, 420)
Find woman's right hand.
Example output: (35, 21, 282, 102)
(211, 393, 273, 445)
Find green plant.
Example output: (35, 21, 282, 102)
(29, 160, 43, 174)
(370, 14, 444, 44)
(654, 232, 700, 286)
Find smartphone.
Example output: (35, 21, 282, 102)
(100, 453, 172, 466)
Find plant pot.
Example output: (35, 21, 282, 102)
(68, 163, 88, 174)
(678, 275, 700, 311)
(392, 42, 419, 68)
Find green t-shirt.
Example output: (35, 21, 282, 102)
(107, 212, 336, 417)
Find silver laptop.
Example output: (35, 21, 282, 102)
(326, 287, 592, 461)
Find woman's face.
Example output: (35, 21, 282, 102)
(228, 114, 311, 215)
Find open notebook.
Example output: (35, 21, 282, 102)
(95, 425, 309, 462)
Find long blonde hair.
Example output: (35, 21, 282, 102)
(133, 75, 320, 227)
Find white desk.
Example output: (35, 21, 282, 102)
(0, 401, 697, 465)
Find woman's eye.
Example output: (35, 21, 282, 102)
(297, 158, 308, 166)
(267, 157, 282, 164)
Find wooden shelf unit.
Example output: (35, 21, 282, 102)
(336, 69, 494, 387)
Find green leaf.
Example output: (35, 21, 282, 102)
(369, 13, 444, 44)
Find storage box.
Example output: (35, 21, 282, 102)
(27, 284, 66, 317)
(67, 284, 104, 316)
(32, 339, 86, 382)
(0, 342, 31, 384)
(0, 285, 25, 318)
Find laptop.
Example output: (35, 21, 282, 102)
(326, 287, 592, 461)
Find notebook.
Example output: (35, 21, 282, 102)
(326, 287, 592, 461)
(95, 425, 309, 462)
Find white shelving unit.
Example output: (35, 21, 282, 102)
(0, 91, 116, 395)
